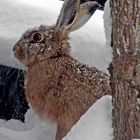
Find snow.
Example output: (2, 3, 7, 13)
(0, 0, 112, 73)
(0, 0, 113, 140)
(0, 108, 57, 140)
(0, 96, 113, 140)
(63, 96, 113, 140)
(103, 0, 112, 60)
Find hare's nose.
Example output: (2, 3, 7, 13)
(13, 42, 19, 52)
(13, 45, 16, 52)
(13, 45, 19, 52)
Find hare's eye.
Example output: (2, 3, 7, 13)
(31, 32, 44, 43)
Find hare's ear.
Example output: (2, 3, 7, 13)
(56, 1, 100, 34)
(55, 0, 80, 30)
(68, 1, 100, 32)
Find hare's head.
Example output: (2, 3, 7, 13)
(13, 0, 99, 66)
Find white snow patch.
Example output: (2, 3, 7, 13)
(103, 0, 112, 64)
(116, 48, 121, 55)
(0, 107, 57, 140)
(0, 120, 6, 127)
(63, 96, 113, 140)
(1, 119, 25, 131)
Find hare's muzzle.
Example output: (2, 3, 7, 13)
(13, 41, 20, 52)
(13, 42, 24, 61)
(13, 44, 17, 52)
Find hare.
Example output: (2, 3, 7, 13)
(13, 0, 111, 139)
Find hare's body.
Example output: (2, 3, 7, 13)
(13, 0, 111, 139)
(26, 56, 110, 139)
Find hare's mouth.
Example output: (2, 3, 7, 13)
(13, 44, 18, 52)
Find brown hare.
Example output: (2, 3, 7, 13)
(13, 0, 111, 139)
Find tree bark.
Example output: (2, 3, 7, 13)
(111, 0, 140, 139)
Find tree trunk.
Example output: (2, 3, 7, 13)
(111, 0, 140, 139)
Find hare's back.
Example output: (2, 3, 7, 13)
(61, 58, 111, 100)
(63, 58, 110, 92)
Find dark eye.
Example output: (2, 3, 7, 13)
(31, 32, 44, 43)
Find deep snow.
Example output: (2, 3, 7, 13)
(0, 0, 113, 139)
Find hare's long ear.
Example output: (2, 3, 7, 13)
(68, 1, 100, 32)
(55, 0, 100, 34)
(55, 0, 80, 30)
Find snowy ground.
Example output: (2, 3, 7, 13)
(0, 0, 113, 139)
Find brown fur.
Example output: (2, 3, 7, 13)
(25, 55, 111, 140)
(13, 1, 111, 139)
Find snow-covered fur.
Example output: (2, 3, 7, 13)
(13, 0, 111, 140)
